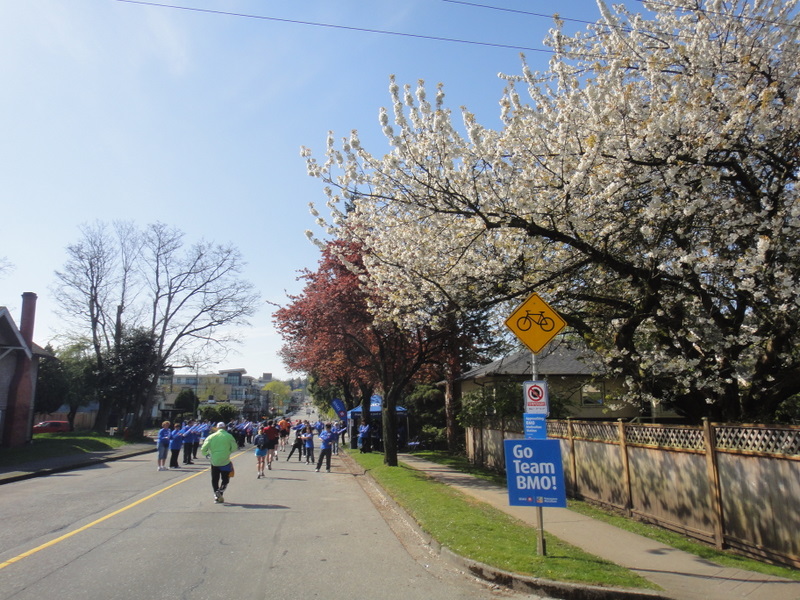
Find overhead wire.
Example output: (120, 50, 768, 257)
(111, 0, 796, 80)
(112, 0, 553, 53)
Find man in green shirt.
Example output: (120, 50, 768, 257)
(201, 422, 238, 503)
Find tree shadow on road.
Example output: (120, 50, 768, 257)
(222, 502, 290, 509)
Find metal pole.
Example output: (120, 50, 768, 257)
(531, 351, 547, 556)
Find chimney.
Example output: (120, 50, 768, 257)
(1, 292, 38, 448)
(19, 291, 37, 347)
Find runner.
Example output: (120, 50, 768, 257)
(262, 420, 281, 469)
(278, 417, 290, 451)
(201, 422, 238, 503)
(253, 426, 269, 478)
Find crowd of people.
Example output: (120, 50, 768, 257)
(155, 416, 349, 503)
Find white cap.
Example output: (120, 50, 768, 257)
(216, 422, 226, 428)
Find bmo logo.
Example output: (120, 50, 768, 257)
(524, 381, 549, 415)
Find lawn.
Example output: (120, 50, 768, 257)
(0, 431, 132, 468)
(348, 450, 659, 590)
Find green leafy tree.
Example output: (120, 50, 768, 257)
(458, 381, 521, 429)
(215, 402, 238, 423)
(49, 342, 95, 429)
(105, 327, 161, 430)
(404, 383, 448, 449)
(198, 405, 221, 424)
(263, 380, 292, 413)
(174, 388, 199, 417)
(34, 346, 68, 415)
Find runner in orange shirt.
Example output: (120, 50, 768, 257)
(278, 417, 291, 452)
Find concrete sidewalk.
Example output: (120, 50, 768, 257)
(397, 454, 800, 600)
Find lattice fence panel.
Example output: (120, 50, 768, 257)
(625, 425, 705, 451)
(715, 426, 800, 455)
(547, 421, 569, 438)
(571, 421, 618, 442)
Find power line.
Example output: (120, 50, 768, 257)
(442, 0, 600, 28)
(112, 0, 797, 80)
(112, 0, 553, 53)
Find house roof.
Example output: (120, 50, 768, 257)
(0, 306, 53, 360)
(460, 341, 602, 381)
(0, 306, 32, 360)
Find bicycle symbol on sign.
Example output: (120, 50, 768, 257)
(516, 310, 555, 332)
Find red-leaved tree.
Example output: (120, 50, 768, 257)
(274, 240, 449, 466)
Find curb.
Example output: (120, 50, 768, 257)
(343, 452, 671, 600)
(0, 447, 156, 485)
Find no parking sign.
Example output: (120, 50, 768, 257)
(524, 381, 549, 415)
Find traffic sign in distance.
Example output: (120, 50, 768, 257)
(505, 293, 566, 353)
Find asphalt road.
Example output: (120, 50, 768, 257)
(0, 445, 545, 600)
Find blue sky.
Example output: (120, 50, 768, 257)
(0, 0, 634, 379)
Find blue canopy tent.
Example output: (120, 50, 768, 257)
(346, 402, 407, 419)
(346, 399, 409, 451)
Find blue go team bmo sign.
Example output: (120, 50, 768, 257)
(504, 439, 567, 507)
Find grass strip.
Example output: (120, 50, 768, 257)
(349, 450, 658, 590)
(0, 432, 131, 468)
(414, 450, 800, 582)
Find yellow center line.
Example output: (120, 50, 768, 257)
(0, 451, 247, 571)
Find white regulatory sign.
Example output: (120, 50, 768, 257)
(524, 381, 549, 415)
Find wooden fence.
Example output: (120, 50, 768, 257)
(465, 419, 800, 568)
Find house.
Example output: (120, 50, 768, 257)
(0, 292, 47, 447)
(457, 340, 668, 420)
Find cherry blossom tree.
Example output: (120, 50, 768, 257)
(305, 0, 800, 422)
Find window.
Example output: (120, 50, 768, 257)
(581, 382, 604, 406)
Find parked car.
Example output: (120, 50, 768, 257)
(32, 420, 72, 433)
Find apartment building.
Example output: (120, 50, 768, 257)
(158, 369, 273, 419)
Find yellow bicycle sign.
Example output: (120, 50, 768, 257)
(505, 293, 566, 354)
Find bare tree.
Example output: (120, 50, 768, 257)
(0, 257, 12, 277)
(54, 221, 259, 434)
(132, 223, 259, 434)
(54, 222, 125, 430)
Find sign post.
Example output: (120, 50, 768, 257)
(504, 439, 567, 555)
(504, 292, 567, 556)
